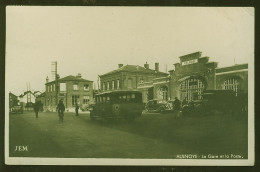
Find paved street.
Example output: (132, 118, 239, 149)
(9, 111, 248, 159)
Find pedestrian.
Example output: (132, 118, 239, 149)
(173, 97, 181, 119)
(33, 101, 40, 118)
(75, 103, 79, 116)
(56, 100, 65, 122)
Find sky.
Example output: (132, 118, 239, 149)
(6, 7, 254, 95)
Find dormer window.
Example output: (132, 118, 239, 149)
(73, 84, 78, 90)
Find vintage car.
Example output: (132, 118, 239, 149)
(182, 90, 237, 116)
(80, 103, 95, 111)
(90, 90, 144, 121)
(145, 99, 173, 113)
(11, 105, 23, 114)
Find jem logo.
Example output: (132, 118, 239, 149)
(15, 146, 28, 151)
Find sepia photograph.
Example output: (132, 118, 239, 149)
(5, 6, 254, 166)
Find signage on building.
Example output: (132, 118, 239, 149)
(182, 59, 198, 66)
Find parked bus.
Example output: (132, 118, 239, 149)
(90, 90, 144, 121)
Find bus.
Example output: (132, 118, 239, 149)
(90, 90, 144, 121)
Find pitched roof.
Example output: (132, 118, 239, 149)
(47, 75, 93, 84)
(216, 63, 248, 73)
(38, 92, 46, 97)
(100, 65, 167, 76)
(9, 92, 17, 97)
(19, 90, 35, 98)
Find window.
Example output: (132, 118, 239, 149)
(103, 83, 106, 90)
(84, 84, 89, 91)
(83, 96, 90, 104)
(223, 78, 239, 96)
(60, 83, 66, 92)
(53, 84, 55, 91)
(117, 80, 120, 89)
(112, 81, 115, 89)
(73, 84, 78, 90)
(127, 78, 133, 88)
(105, 96, 110, 102)
(157, 86, 168, 101)
(107, 82, 110, 90)
(50, 85, 52, 92)
(72, 95, 79, 105)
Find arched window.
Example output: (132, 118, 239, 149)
(223, 78, 239, 96)
(179, 78, 205, 101)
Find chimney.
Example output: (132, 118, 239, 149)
(155, 63, 159, 71)
(118, 64, 123, 68)
(144, 62, 149, 69)
(46, 76, 49, 83)
(76, 73, 82, 78)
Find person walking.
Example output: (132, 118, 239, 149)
(56, 100, 65, 122)
(75, 103, 79, 116)
(173, 97, 181, 119)
(33, 101, 40, 118)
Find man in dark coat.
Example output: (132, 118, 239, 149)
(173, 97, 181, 111)
(33, 101, 40, 118)
(56, 100, 65, 122)
(75, 103, 79, 116)
(173, 97, 181, 119)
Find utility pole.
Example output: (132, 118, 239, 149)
(51, 61, 58, 105)
(97, 75, 100, 92)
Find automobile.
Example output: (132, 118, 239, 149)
(145, 99, 173, 113)
(87, 104, 95, 111)
(80, 104, 95, 111)
(182, 90, 236, 116)
(11, 105, 23, 114)
(90, 90, 144, 121)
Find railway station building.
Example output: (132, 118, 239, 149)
(138, 52, 248, 103)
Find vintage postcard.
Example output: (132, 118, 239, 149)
(5, 6, 254, 166)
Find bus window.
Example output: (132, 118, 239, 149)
(127, 94, 131, 101)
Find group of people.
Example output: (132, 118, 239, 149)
(172, 97, 189, 118)
(33, 100, 80, 122)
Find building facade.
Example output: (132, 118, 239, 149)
(9, 92, 19, 111)
(45, 74, 94, 112)
(99, 63, 168, 102)
(215, 64, 248, 97)
(138, 52, 248, 102)
(18, 91, 37, 110)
